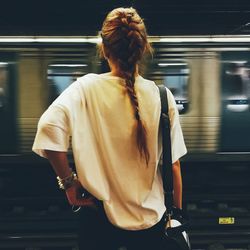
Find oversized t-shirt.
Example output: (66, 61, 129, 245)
(32, 73, 187, 230)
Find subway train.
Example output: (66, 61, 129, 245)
(0, 36, 250, 158)
(0, 36, 250, 250)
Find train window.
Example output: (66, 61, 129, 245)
(222, 61, 250, 112)
(147, 61, 189, 114)
(0, 58, 18, 153)
(47, 63, 88, 103)
(0, 62, 8, 109)
(220, 58, 250, 152)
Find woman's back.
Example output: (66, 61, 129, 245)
(32, 7, 187, 249)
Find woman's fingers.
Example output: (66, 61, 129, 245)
(66, 188, 97, 208)
(72, 197, 98, 210)
(78, 197, 97, 207)
(64, 180, 98, 208)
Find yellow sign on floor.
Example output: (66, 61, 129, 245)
(219, 217, 235, 224)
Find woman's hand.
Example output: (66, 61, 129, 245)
(43, 150, 98, 209)
(65, 180, 97, 208)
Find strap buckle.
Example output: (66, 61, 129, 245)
(165, 210, 173, 229)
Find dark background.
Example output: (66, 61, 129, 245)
(1, 0, 250, 36)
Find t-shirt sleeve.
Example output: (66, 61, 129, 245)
(32, 105, 70, 158)
(166, 88, 187, 163)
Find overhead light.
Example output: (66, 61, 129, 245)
(159, 37, 211, 42)
(0, 36, 101, 43)
(0, 37, 34, 43)
(227, 104, 249, 112)
(222, 60, 248, 64)
(158, 63, 187, 67)
(159, 35, 250, 43)
(49, 64, 88, 67)
(36, 37, 101, 43)
(1, 35, 250, 44)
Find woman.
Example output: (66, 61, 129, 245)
(33, 7, 187, 250)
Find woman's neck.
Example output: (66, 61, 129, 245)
(109, 60, 139, 77)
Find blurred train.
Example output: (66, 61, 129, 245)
(0, 35, 250, 161)
(1, 36, 250, 250)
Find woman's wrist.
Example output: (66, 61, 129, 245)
(56, 170, 78, 190)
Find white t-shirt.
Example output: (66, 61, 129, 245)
(32, 73, 187, 230)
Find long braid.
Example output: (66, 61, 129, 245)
(101, 7, 152, 164)
(121, 66, 150, 164)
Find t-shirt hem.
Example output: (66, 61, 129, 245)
(172, 147, 188, 164)
(32, 147, 68, 158)
(104, 207, 166, 231)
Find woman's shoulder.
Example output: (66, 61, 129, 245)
(137, 76, 159, 93)
(137, 75, 155, 85)
(77, 73, 100, 83)
(77, 73, 115, 86)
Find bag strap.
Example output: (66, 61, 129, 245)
(157, 85, 174, 216)
(158, 85, 190, 237)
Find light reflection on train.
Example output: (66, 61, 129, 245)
(0, 37, 250, 159)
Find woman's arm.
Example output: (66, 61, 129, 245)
(45, 150, 96, 207)
(172, 160, 183, 209)
(45, 150, 72, 179)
